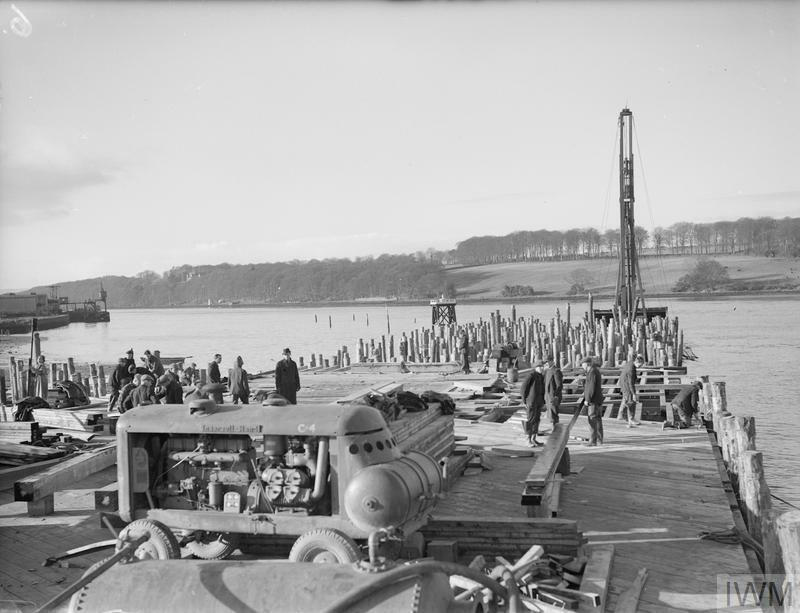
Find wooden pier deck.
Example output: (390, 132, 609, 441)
(0, 367, 759, 611)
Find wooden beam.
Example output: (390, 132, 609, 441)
(615, 567, 648, 613)
(0, 454, 75, 492)
(523, 423, 570, 490)
(14, 444, 116, 504)
(579, 544, 614, 613)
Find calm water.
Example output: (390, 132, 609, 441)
(2, 296, 798, 506)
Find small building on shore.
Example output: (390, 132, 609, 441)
(0, 292, 49, 317)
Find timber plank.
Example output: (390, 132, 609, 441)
(523, 423, 570, 488)
(579, 544, 614, 613)
(14, 445, 116, 503)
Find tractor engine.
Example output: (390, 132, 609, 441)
(154, 435, 256, 512)
(153, 434, 328, 515)
(258, 435, 320, 509)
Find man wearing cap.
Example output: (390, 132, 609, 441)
(581, 356, 605, 445)
(544, 357, 563, 426)
(207, 354, 224, 403)
(130, 374, 156, 408)
(619, 354, 644, 428)
(275, 348, 300, 405)
(670, 381, 703, 428)
(520, 359, 547, 447)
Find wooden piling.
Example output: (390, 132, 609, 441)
(776, 511, 800, 613)
(710, 381, 727, 434)
(98, 365, 107, 396)
(16, 360, 25, 401)
(9, 358, 19, 403)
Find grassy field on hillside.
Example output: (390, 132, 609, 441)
(446, 255, 800, 299)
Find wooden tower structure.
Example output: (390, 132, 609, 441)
(430, 297, 457, 326)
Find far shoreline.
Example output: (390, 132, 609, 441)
(103, 289, 800, 310)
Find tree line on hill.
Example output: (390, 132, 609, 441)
(450, 216, 800, 265)
(30, 255, 454, 308)
(26, 216, 798, 308)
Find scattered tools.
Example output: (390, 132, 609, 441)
(450, 543, 604, 612)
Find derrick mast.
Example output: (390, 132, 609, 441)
(614, 108, 647, 338)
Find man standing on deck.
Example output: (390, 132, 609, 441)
(208, 353, 224, 403)
(671, 381, 703, 428)
(544, 356, 563, 426)
(229, 355, 250, 404)
(581, 356, 605, 446)
(123, 349, 136, 378)
(275, 348, 301, 405)
(619, 354, 644, 428)
(521, 359, 546, 447)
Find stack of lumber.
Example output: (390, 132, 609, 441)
(389, 407, 455, 460)
(0, 442, 67, 466)
(32, 407, 105, 432)
(0, 421, 42, 444)
(421, 517, 585, 559)
(389, 406, 444, 441)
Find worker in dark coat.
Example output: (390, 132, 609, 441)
(275, 348, 301, 405)
(207, 353, 224, 403)
(130, 375, 157, 408)
(118, 375, 139, 413)
(671, 381, 702, 428)
(619, 354, 644, 427)
(122, 349, 136, 377)
(544, 357, 563, 426)
(521, 360, 546, 446)
(156, 373, 183, 404)
(144, 350, 165, 378)
(109, 358, 128, 410)
(581, 356, 605, 446)
(228, 355, 250, 404)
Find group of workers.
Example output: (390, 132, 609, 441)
(521, 354, 704, 447)
(108, 347, 302, 412)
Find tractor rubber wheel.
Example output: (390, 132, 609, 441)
(116, 519, 180, 561)
(68, 557, 111, 612)
(187, 532, 238, 560)
(289, 529, 361, 564)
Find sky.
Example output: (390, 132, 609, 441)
(1, 0, 798, 289)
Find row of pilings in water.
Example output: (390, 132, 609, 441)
(295, 303, 685, 370)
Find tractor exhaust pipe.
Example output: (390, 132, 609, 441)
(309, 437, 329, 502)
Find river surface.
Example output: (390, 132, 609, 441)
(2, 295, 798, 507)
